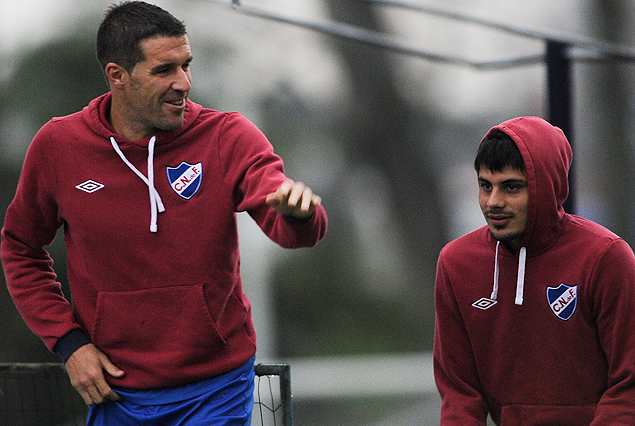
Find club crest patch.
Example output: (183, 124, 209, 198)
(167, 162, 202, 200)
(547, 283, 578, 321)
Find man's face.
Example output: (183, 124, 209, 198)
(120, 35, 192, 139)
(478, 166, 529, 251)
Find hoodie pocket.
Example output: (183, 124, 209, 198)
(92, 284, 226, 359)
(500, 403, 596, 426)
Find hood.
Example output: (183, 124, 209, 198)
(482, 116, 572, 305)
(485, 116, 572, 255)
(80, 92, 203, 232)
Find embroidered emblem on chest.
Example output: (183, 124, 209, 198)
(167, 162, 203, 200)
(472, 297, 497, 310)
(546, 283, 578, 321)
(76, 180, 105, 193)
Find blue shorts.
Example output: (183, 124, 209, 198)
(86, 357, 255, 426)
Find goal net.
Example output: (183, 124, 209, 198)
(0, 362, 293, 426)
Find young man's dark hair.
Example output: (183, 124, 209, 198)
(474, 129, 526, 174)
(96, 1, 187, 73)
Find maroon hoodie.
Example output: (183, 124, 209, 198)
(1, 93, 327, 389)
(434, 117, 635, 425)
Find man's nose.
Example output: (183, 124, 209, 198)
(487, 187, 505, 208)
(173, 68, 191, 92)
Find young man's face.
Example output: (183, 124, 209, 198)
(478, 166, 529, 252)
(119, 35, 193, 140)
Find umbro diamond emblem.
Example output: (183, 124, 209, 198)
(472, 297, 497, 310)
(76, 180, 104, 193)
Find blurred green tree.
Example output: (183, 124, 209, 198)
(0, 32, 104, 362)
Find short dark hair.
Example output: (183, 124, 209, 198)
(96, 1, 187, 73)
(474, 129, 526, 174)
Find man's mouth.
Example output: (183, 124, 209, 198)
(487, 213, 513, 228)
(165, 98, 185, 107)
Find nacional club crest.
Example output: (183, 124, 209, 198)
(546, 283, 578, 321)
(167, 162, 202, 200)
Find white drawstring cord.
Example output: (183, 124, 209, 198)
(490, 241, 526, 305)
(490, 241, 500, 300)
(110, 136, 165, 232)
(515, 247, 527, 305)
(147, 137, 158, 232)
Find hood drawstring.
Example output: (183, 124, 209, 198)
(490, 241, 500, 300)
(490, 241, 527, 306)
(515, 247, 527, 305)
(110, 136, 165, 232)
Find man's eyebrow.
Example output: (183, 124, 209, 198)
(502, 178, 527, 185)
(150, 56, 193, 73)
(477, 177, 527, 185)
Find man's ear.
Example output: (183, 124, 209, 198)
(104, 63, 128, 90)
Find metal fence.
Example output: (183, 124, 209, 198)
(0, 362, 292, 426)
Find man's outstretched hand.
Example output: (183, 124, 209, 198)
(266, 180, 321, 219)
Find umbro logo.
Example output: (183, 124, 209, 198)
(472, 297, 497, 310)
(76, 180, 104, 193)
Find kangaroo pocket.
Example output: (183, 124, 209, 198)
(92, 284, 227, 374)
(500, 403, 596, 426)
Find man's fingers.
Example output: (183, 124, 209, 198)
(76, 379, 120, 405)
(88, 384, 106, 405)
(93, 354, 124, 401)
(266, 180, 321, 217)
(66, 343, 124, 406)
(100, 353, 125, 379)
(95, 379, 122, 402)
(77, 388, 94, 406)
(73, 379, 102, 405)
(287, 182, 306, 208)
(265, 180, 293, 207)
(305, 193, 321, 212)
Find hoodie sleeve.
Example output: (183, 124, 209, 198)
(217, 113, 327, 248)
(589, 238, 635, 425)
(434, 250, 489, 426)
(1, 125, 83, 353)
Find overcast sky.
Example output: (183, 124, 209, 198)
(0, 0, 617, 123)
(0, 0, 598, 55)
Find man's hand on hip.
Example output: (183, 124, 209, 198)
(65, 343, 125, 405)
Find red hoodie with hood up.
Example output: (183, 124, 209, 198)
(1, 93, 327, 389)
(434, 117, 635, 425)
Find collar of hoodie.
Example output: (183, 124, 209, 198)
(490, 241, 526, 305)
(110, 136, 165, 232)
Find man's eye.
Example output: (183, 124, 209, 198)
(154, 67, 171, 75)
(506, 184, 525, 192)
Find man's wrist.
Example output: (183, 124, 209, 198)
(283, 211, 314, 224)
(54, 329, 91, 363)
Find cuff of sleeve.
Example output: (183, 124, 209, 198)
(54, 329, 91, 363)
(283, 211, 314, 224)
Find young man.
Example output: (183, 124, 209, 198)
(0, 2, 327, 425)
(434, 116, 635, 425)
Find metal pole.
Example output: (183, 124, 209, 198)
(546, 40, 575, 213)
(255, 363, 294, 426)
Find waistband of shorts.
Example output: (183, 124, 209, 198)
(113, 356, 256, 405)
